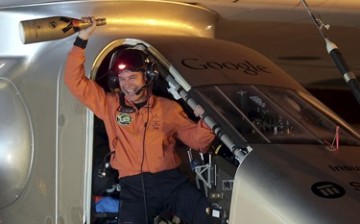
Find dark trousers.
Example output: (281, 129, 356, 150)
(118, 168, 209, 224)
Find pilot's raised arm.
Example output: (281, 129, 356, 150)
(64, 17, 109, 119)
(63, 16, 215, 224)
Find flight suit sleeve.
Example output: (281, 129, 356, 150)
(64, 46, 109, 119)
(174, 103, 215, 153)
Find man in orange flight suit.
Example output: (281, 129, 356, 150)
(64, 17, 215, 224)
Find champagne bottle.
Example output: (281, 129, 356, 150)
(19, 16, 106, 44)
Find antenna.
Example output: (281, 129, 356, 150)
(300, 0, 360, 105)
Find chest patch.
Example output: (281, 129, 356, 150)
(116, 112, 132, 125)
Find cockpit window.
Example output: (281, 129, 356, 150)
(196, 85, 360, 146)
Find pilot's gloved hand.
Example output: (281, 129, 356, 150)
(78, 16, 97, 40)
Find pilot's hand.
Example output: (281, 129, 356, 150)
(194, 105, 205, 118)
(78, 16, 97, 40)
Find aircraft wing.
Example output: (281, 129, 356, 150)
(1, 0, 360, 88)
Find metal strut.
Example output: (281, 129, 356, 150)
(166, 74, 252, 164)
(300, 0, 360, 105)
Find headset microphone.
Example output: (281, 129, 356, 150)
(135, 75, 155, 95)
(135, 84, 147, 95)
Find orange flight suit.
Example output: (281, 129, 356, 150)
(64, 46, 215, 178)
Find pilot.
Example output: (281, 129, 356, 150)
(64, 17, 215, 224)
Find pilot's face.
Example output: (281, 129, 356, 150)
(118, 70, 147, 103)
